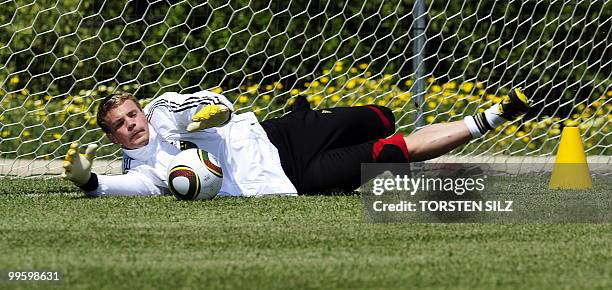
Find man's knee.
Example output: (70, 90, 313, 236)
(364, 105, 396, 136)
(372, 134, 410, 163)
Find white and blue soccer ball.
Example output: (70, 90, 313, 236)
(167, 149, 223, 200)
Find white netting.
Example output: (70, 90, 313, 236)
(0, 0, 610, 176)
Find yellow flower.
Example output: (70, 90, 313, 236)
(331, 94, 341, 102)
(290, 89, 299, 96)
(505, 125, 518, 135)
(443, 82, 456, 90)
(239, 95, 249, 103)
(265, 85, 273, 91)
(1, 130, 9, 137)
(346, 79, 356, 90)
(23, 131, 30, 137)
(405, 79, 413, 87)
(431, 85, 441, 93)
(427, 101, 437, 109)
(261, 95, 271, 102)
(564, 119, 580, 127)
(334, 65, 343, 72)
(358, 63, 368, 70)
(211, 87, 223, 94)
(311, 81, 320, 88)
(247, 85, 258, 93)
(320, 77, 329, 84)
(528, 143, 536, 149)
(53, 133, 62, 139)
(326, 86, 335, 94)
(399, 92, 411, 101)
(350, 68, 358, 73)
(254, 106, 262, 116)
(10, 76, 20, 84)
(426, 115, 435, 123)
(323, 69, 330, 75)
(427, 76, 435, 83)
(309, 95, 323, 105)
(377, 99, 386, 106)
(461, 82, 474, 92)
(607, 91, 612, 97)
(274, 82, 283, 90)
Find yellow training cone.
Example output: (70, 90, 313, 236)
(549, 126, 592, 189)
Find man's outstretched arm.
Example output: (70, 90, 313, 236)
(145, 90, 235, 136)
(61, 142, 165, 197)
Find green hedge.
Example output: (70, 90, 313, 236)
(1, 0, 609, 103)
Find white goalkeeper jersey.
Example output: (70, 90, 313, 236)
(90, 90, 298, 197)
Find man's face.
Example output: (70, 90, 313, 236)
(104, 100, 149, 149)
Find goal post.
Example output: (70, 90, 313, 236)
(0, 0, 610, 177)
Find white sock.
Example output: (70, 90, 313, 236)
(464, 104, 509, 138)
(464, 116, 483, 138)
(483, 104, 507, 128)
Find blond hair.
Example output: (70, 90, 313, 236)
(96, 92, 142, 133)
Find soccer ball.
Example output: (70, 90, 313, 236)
(167, 149, 223, 200)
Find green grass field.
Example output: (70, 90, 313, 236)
(0, 177, 610, 290)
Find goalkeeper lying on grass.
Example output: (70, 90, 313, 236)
(62, 89, 530, 197)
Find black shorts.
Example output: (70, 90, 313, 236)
(260, 104, 396, 194)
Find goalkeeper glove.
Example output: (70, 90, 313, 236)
(61, 141, 99, 187)
(187, 104, 231, 132)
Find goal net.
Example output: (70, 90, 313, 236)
(0, 0, 610, 177)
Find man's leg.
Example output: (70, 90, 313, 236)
(300, 88, 531, 194)
(403, 121, 472, 162)
(403, 88, 531, 162)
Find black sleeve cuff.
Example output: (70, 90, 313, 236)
(79, 173, 99, 192)
(221, 109, 232, 126)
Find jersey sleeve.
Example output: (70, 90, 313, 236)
(144, 91, 234, 137)
(84, 171, 167, 197)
